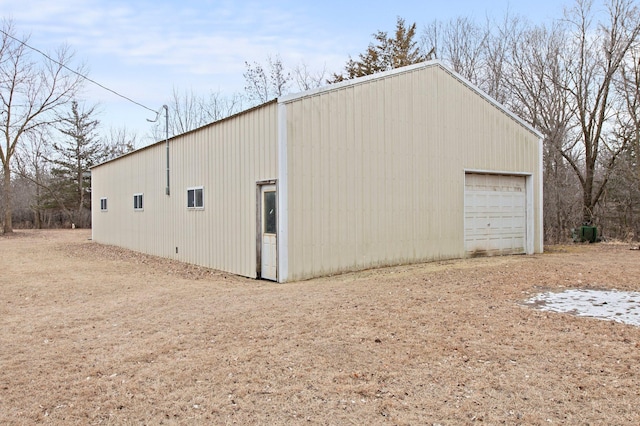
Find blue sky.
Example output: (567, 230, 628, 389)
(1, 0, 568, 145)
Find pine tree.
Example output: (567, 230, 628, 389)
(46, 101, 101, 227)
(331, 17, 426, 82)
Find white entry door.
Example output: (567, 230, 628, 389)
(261, 185, 277, 280)
(464, 173, 527, 256)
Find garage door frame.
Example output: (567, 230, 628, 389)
(463, 170, 534, 256)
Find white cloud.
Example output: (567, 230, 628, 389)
(4, 0, 344, 72)
(0, 0, 365, 136)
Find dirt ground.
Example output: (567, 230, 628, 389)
(1, 230, 640, 425)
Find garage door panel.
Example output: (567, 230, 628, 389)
(465, 173, 526, 256)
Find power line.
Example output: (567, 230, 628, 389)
(0, 27, 158, 114)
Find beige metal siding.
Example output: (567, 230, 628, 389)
(92, 102, 278, 278)
(283, 64, 541, 281)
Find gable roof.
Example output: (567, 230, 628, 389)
(279, 60, 543, 140)
(93, 60, 542, 170)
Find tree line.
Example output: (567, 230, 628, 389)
(0, 20, 137, 231)
(2, 0, 640, 244)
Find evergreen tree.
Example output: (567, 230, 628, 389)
(331, 17, 426, 82)
(46, 101, 101, 227)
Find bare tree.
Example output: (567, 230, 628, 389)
(244, 55, 332, 103)
(502, 0, 640, 236)
(422, 13, 523, 104)
(169, 87, 206, 135)
(244, 55, 291, 104)
(505, 22, 581, 241)
(616, 45, 640, 188)
(560, 0, 640, 225)
(0, 20, 84, 233)
(150, 88, 244, 139)
(101, 126, 137, 162)
(293, 61, 328, 91)
(15, 128, 52, 228)
(602, 42, 640, 239)
(482, 13, 524, 103)
(147, 88, 244, 141)
(422, 17, 488, 85)
(202, 90, 244, 122)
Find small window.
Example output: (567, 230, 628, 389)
(263, 191, 276, 234)
(100, 197, 108, 211)
(187, 187, 204, 209)
(133, 193, 143, 210)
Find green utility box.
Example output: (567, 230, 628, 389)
(580, 225, 597, 243)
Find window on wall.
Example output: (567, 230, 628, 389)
(133, 193, 143, 210)
(187, 187, 204, 209)
(263, 190, 277, 234)
(100, 198, 108, 211)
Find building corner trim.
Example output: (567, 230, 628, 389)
(277, 102, 289, 282)
(538, 137, 544, 253)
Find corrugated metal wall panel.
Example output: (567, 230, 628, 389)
(283, 64, 541, 281)
(93, 63, 540, 284)
(92, 102, 278, 278)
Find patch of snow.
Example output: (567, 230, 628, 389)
(525, 289, 640, 326)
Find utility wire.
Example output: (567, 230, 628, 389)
(0, 27, 158, 114)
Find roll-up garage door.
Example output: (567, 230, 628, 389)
(464, 173, 526, 256)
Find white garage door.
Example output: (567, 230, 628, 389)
(465, 173, 526, 256)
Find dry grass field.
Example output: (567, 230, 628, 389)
(2, 230, 640, 425)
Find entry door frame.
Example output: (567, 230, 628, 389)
(256, 179, 278, 280)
